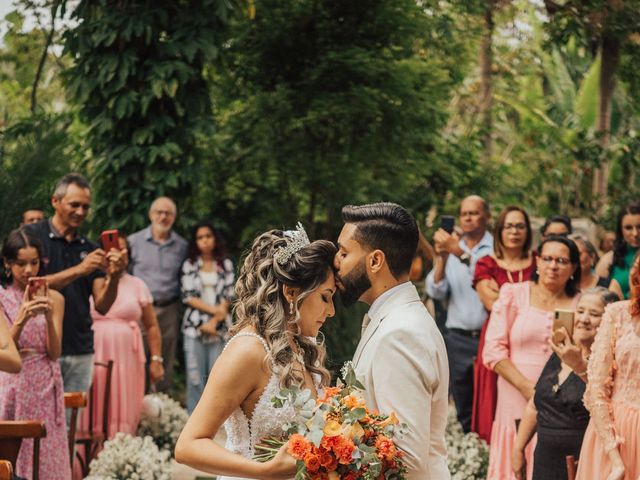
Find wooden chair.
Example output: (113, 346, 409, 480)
(566, 455, 578, 480)
(64, 392, 87, 468)
(75, 360, 113, 477)
(0, 460, 12, 480)
(0, 420, 47, 480)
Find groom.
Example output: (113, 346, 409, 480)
(335, 203, 450, 480)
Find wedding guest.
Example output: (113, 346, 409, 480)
(472, 206, 535, 443)
(426, 195, 493, 432)
(21, 208, 44, 226)
(595, 203, 640, 299)
(0, 312, 21, 373)
(0, 228, 70, 479)
(26, 173, 125, 395)
(129, 196, 188, 393)
(570, 234, 623, 298)
(540, 215, 572, 240)
(576, 252, 640, 480)
(511, 287, 619, 480)
(483, 235, 580, 480)
(80, 235, 164, 437)
(181, 221, 235, 413)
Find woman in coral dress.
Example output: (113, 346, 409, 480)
(576, 252, 640, 480)
(483, 236, 580, 480)
(0, 228, 69, 479)
(79, 236, 164, 437)
(473, 206, 535, 443)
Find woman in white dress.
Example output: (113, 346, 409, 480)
(175, 224, 337, 479)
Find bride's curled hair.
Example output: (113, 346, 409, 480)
(231, 230, 337, 388)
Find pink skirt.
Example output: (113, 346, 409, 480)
(576, 402, 640, 480)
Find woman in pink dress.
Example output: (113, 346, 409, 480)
(473, 206, 535, 443)
(483, 235, 581, 480)
(0, 228, 69, 479)
(576, 252, 640, 480)
(80, 236, 164, 437)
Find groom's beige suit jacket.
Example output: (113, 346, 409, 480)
(353, 282, 450, 480)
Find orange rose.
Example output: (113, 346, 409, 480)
(342, 393, 366, 410)
(320, 451, 338, 471)
(288, 433, 313, 460)
(375, 435, 397, 461)
(317, 386, 341, 404)
(333, 436, 356, 464)
(304, 452, 322, 473)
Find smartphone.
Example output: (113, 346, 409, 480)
(552, 309, 574, 343)
(440, 215, 455, 234)
(101, 230, 120, 252)
(27, 277, 48, 300)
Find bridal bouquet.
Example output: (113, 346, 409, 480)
(256, 362, 407, 480)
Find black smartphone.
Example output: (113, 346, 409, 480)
(440, 215, 455, 234)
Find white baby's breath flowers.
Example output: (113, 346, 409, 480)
(85, 433, 171, 480)
(137, 393, 189, 457)
(446, 405, 489, 479)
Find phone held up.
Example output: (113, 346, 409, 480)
(101, 230, 120, 252)
(552, 309, 574, 344)
(440, 215, 455, 234)
(27, 277, 48, 300)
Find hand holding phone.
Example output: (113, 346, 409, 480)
(27, 277, 48, 300)
(101, 230, 120, 252)
(552, 309, 574, 344)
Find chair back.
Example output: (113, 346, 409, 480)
(0, 420, 46, 480)
(88, 360, 114, 438)
(0, 460, 12, 480)
(566, 455, 578, 480)
(64, 391, 87, 467)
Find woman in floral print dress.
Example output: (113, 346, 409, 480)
(0, 228, 70, 479)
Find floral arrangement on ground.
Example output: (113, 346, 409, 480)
(85, 432, 171, 480)
(445, 406, 489, 480)
(137, 392, 189, 456)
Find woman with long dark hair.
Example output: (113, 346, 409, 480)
(483, 236, 581, 479)
(595, 203, 640, 299)
(181, 221, 235, 413)
(0, 228, 69, 479)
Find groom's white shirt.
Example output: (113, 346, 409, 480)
(353, 282, 450, 480)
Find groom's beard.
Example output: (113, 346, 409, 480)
(338, 260, 371, 307)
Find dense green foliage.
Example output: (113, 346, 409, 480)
(63, 0, 240, 234)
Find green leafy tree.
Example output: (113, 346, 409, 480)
(63, 0, 242, 234)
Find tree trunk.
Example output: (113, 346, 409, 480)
(479, 2, 494, 162)
(31, 1, 61, 114)
(592, 35, 620, 213)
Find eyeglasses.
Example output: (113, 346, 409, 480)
(503, 223, 527, 231)
(540, 255, 572, 266)
(152, 210, 175, 217)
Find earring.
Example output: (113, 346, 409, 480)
(536, 270, 540, 275)
(570, 275, 574, 280)
(289, 301, 294, 315)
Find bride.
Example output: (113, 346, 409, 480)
(175, 225, 337, 479)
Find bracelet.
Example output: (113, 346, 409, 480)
(151, 355, 164, 363)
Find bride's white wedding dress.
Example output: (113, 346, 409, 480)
(219, 332, 310, 480)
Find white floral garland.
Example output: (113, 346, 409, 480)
(137, 393, 189, 456)
(85, 433, 171, 480)
(446, 405, 489, 479)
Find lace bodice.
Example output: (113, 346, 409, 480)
(584, 301, 640, 452)
(222, 333, 296, 460)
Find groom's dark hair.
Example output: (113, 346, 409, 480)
(341, 202, 418, 279)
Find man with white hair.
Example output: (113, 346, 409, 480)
(128, 197, 188, 392)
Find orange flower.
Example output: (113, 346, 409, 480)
(375, 435, 397, 461)
(343, 471, 360, 480)
(342, 393, 366, 410)
(288, 433, 313, 460)
(304, 452, 322, 473)
(317, 386, 341, 404)
(376, 411, 399, 427)
(321, 435, 340, 451)
(320, 451, 338, 471)
(323, 420, 342, 437)
(333, 436, 356, 464)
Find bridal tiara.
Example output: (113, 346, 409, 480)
(274, 222, 311, 265)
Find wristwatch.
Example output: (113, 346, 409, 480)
(151, 355, 164, 363)
(459, 252, 471, 266)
